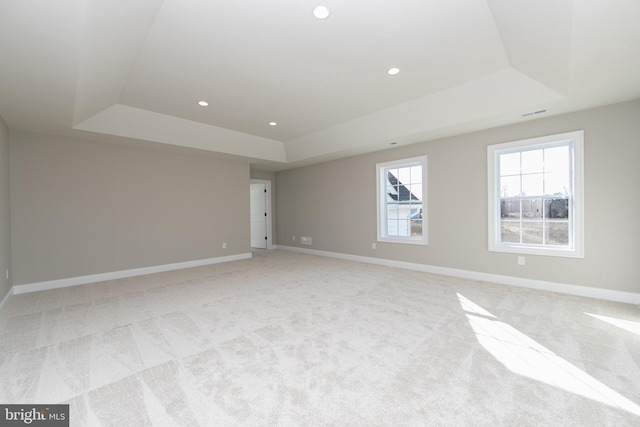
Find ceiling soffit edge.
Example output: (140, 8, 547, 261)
(487, 0, 573, 95)
(73, 0, 164, 126)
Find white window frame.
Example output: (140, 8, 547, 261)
(377, 156, 428, 245)
(487, 130, 584, 258)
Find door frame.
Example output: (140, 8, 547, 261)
(250, 179, 273, 249)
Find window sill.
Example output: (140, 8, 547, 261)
(489, 243, 583, 259)
(378, 237, 428, 246)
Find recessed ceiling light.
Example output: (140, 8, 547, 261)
(387, 67, 400, 76)
(269, 122, 278, 126)
(198, 101, 209, 107)
(313, 6, 330, 20)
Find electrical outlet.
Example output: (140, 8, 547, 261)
(222, 242, 227, 249)
(372, 243, 376, 250)
(292, 235, 296, 241)
(301, 236, 312, 245)
(5, 269, 7, 280)
(518, 256, 525, 266)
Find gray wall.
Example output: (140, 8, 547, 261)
(10, 130, 250, 285)
(0, 116, 11, 300)
(276, 100, 640, 293)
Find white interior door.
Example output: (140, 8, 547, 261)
(250, 183, 267, 249)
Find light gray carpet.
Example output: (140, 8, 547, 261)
(1, 250, 639, 426)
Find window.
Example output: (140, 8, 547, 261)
(377, 156, 427, 245)
(487, 131, 584, 258)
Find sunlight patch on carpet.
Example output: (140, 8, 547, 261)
(585, 313, 640, 337)
(457, 293, 640, 416)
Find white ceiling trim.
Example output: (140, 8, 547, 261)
(285, 68, 565, 163)
(73, 104, 287, 163)
(73, 67, 564, 166)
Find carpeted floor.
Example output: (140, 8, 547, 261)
(1, 250, 639, 426)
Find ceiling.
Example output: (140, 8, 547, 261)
(1, 0, 639, 171)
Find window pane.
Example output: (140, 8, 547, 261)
(398, 204, 412, 219)
(522, 173, 543, 196)
(544, 172, 569, 196)
(387, 204, 399, 220)
(410, 220, 422, 237)
(544, 145, 569, 173)
(397, 167, 411, 185)
(410, 166, 422, 184)
(386, 186, 396, 202)
(407, 184, 422, 201)
(395, 184, 405, 201)
(545, 198, 569, 219)
(500, 199, 520, 218)
(522, 198, 543, 218)
(409, 205, 423, 219)
(387, 220, 398, 236)
(500, 220, 520, 243)
(500, 176, 520, 197)
(500, 152, 520, 176)
(521, 221, 543, 244)
(545, 220, 569, 245)
(397, 219, 410, 236)
(522, 149, 544, 174)
(387, 170, 399, 192)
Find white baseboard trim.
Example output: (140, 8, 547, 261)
(278, 246, 640, 305)
(11, 253, 253, 295)
(0, 286, 13, 311)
